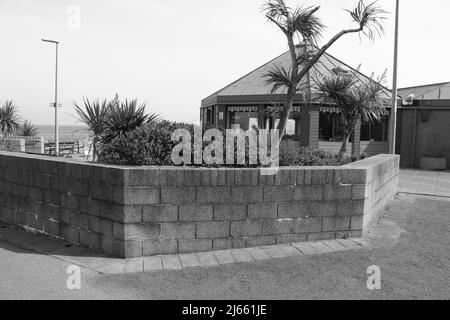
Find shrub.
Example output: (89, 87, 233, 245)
(279, 142, 367, 166)
(99, 121, 193, 166)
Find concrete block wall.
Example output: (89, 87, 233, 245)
(0, 151, 399, 258)
(343, 154, 400, 232)
(0, 138, 25, 153)
(9, 136, 45, 154)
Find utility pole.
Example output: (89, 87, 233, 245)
(42, 39, 60, 156)
(389, 0, 400, 154)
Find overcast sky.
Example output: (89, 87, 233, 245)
(1, 0, 449, 125)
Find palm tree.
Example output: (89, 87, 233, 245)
(102, 99, 160, 143)
(0, 100, 21, 139)
(315, 71, 388, 157)
(17, 120, 39, 137)
(74, 98, 109, 161)
(263, 0, 386, 139)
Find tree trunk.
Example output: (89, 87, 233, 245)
(339, 134, 350, 158)
(275, 27, 365, 143)
(93, 137, 98, 162)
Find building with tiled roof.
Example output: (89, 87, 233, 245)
(201, 48, 392, 156)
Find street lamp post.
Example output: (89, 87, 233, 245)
(42, 39, 60, 156)
(389, 0, 400, 154)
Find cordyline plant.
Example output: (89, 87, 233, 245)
(263, 0, 387, 139)
(74, 94, 161, 160)
(0, 100, 21, 139)
(17, 120, 39, 137)
(74, 97, 109, 161)
(314, 70, 389, 157)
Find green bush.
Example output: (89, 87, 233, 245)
(279, 142, 368, 166)
(99, 121, 370, 167)
(98, 121, 192, 166)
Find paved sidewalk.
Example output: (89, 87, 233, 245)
(1, 193, 449, 299)
(400, 169, 450, 198)
(0, 223, 372, 274)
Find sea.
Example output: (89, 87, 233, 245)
(36, 125, 89, 143)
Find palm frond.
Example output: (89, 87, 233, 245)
(291, 6, 323, 43)
(103, 99, 150, 143)
(264, 65, 293, 94)
(346, 0, 387, 41)
(17, 120, 39, 137)
(73, 97, 108, 137)
(0, 100, 21, 137)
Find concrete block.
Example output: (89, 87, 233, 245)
(275, 168, 297, 186)
(213, 205, 246, 221)
(122, 205, 143, 224)
(230, 187, 263, 203)
(230, 220, 262, 237)
(337, 200, 366, 217)
(161, 187, 196, 205)
(123, 240, 144, 258)
(311, 169, 328, 185)
(179, 205, 213, 222)
(143, 205, 178, 222)
(352, 185, 368, 200)
(197, 221, 230, 239)
(71, 212, 90, 230)
(216, 169, 227, 187)
(245, 236, 276, 247)
(308, 201, 338, 217)
(212, 238, 233, 250)
(264, 186, 294, 202)
(276, 233, 307, 245)
(121, 223, 160, 241)
(323, 185, 352, 200)
(60, 224, 80, 243)
(346, 169, 367, 184)
(124, 168, 158, 187)
(143, 240, 177, 256)
(231, 237, 245, 248)
(89, 217, 113, 237)
(263, 219, 292, 235)
(293, 185, 324, 201)
(178, 239, 212, 254)
(43, 219, 61, 236)
(248, 203, 277, 219)
(79, 229, 102, 250)
(160, 222, 195, 240)
(197, 187, 230, 204)
(350, 216, 364, 230)
(106, 168, 124, 186)
(277, 203, 308, 219)
(115, 187, 160, 205)
(292, 217, 322, 234)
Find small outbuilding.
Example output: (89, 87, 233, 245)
(397, 82, 450, 169)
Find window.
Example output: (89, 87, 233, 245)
(319, 112, 345, 141)
(230, 112, 258, 131)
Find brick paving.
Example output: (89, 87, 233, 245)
(0, 223, 373, 274)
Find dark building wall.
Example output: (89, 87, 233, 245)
(399, 108, 450, 169)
